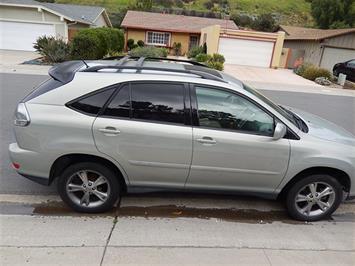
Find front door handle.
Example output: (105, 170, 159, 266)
(98, 127, 120, 135)
(196, 136, 217, 145)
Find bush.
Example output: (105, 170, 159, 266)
(71, 30, 104, 59)
(210, 53, 225, 63)
(34, 36, 70, 63)
(137, 40, 145, 47)
(296, 63, 331, 81)
(127, 39, 135, 50)
(187, 45, 205, 58)
(71, 27, 124, 60)
(195, 53, 210, 62)
(172, 42, 182, 56)
(129, 46, 168, 58)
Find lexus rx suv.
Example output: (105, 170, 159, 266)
(9, 57, 355, 221)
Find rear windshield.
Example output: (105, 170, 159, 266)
(22, 78, 63, 102)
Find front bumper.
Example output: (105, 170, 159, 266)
(8, 142, 51, 185)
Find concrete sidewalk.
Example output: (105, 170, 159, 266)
(1, 194, 355, 265)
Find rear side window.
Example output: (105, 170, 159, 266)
(23, 78, 63, 102)
(131, 83, 185, 124)
(68, 88, 115, 115)
(103, 85, 130, 118)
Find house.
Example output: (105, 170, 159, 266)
(280, 25, 355, 70)
(120, 10, 238, 55)
(0, 0, 112, 51)
(201, 25, 285, 68)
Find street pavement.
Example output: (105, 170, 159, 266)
(1, 72, 355, 265)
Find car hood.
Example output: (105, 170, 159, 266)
(285, 106, 355, 146)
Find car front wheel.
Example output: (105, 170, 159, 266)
(57, 162, 120, 213)
(286, 174, 343, 221)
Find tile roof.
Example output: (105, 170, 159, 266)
(280, 25, 355, 41)
(121, 10, 238, 33)
(0, 0, 106, 25)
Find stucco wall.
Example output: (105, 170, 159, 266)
(200, 25, 220, 54)
(170, 32, 190, 55)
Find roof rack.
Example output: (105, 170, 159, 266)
(103, 55, 208, 67)
(81, 65, 226, 83)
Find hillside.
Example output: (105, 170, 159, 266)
(55, 0, 313, 27)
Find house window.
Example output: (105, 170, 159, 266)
(189, 35, 200, 50)
(146, 31, 171, 46)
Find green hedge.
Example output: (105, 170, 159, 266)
(129, 46, 168, 58)
(71, 27, 124, 60)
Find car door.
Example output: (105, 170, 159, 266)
(93, 81, 192, 188)
(346, 60, 355, 81)
(185, 85, 290, 194)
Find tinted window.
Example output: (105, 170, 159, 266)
(131, 83, 185, 124)
(69, 88, 115, 115)
(23, 78, 63, 102)
(103, 85, 130, 118)
(196, 86, 274, 136)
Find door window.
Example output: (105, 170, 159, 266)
(103, 84, 130, 118)
(195, 86, 274, 136)
(131, 83, 185, 124)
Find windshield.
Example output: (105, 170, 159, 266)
(220, 72, 299, 128)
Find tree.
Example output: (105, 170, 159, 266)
(135, 0, 153, 11)
(252, 14, 278, 32)
(311, 0, 354, 29)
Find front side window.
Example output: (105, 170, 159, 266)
(146, 31, 170, 46)
(195, 86, 274, 136)
(131, 83, 185, 124)
(68, 88, 115, 115)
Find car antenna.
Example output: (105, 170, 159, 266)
(81, 60, 89, 68)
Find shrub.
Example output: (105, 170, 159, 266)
(127, 39, 135, 50)
(33, 36, 70, 63)
(187, 45, 205, 58)
(71, 27, 124, 60)
(129, 46, 168, 58)
(206, 61, 224, 71)
(210, 53, 225, 63)
(137, 40, 145, 47)
(302, 65, 331, 81)
(172, 42, 182, 56)
(71, 30, 104, 59)
(195, 53, 211, 62)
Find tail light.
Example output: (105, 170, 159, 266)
(14, 103, 30, 127)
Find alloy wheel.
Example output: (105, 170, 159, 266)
(66, 170, 111, 208)
(294, 182, 336, 218)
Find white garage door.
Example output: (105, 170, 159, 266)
(0, 21, 55, 51)
(320, 47, 355, 71)
(218, 37, 274, 67)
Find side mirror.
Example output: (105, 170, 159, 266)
(273, 123, 287, 140)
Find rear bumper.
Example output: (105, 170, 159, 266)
(8, 142, 51, 185)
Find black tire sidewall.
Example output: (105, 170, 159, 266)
(57, 162, 120, 213)
(286, 174, 343, 221)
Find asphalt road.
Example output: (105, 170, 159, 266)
(0, 73, 354, 195)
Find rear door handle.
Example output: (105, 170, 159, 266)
(98, 127, 120, 135)
(196, 136, 217, 145)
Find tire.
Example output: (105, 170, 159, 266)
(286, 174, 343, 221)
(57, 162, 120, 213)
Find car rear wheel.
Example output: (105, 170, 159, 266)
(286, 174, 343, 221)
(57, 162, 120, 213)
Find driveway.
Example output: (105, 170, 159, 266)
(0, 49, 50, 75)
(224, 64, 355, 97)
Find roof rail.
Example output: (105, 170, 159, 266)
(81, 65, 226, 83)
(103, 55, 208, 67)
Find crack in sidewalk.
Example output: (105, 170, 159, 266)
(99, 198, 121, 266)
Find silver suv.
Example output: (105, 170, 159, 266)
(9, 57, 355, 221)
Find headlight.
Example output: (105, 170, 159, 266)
(14, 103, 30, 127)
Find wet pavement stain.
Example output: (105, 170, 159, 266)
(116, 205, 305, 224)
